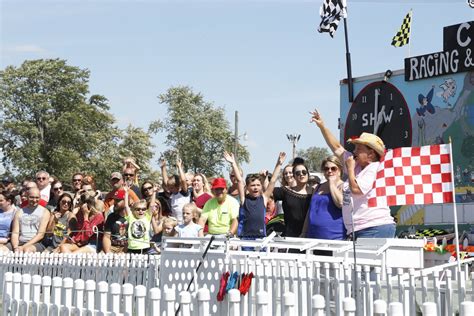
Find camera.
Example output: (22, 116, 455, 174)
(80, 191, 96, 205)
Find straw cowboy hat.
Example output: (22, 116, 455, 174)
(347, 132, 386, 158)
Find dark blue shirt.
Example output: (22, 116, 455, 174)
(238, 195, 266, 238)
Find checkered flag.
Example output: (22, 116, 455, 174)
(391, 11, 412, 47)
(318, 0, 347, 38)
(368, 144, 454, 207)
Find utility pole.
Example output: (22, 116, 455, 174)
(234, 111, 239, 161)
(287, 134, 301, 160)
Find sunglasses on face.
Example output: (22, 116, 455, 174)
(61, 200, 72, 205)
(53, 187, 63, 191)
(134, 207, 147, 212)
(73, 178, 82, 182)
(123, 173, 134, 177)
(143, 186, 153, 191)
(294, 170, 308, 177)
(324, 166, 338, 172)
(37, 177, 47, 181)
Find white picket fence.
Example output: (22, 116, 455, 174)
(158, 237, 474, 315)
(0, 251, 159, 289)
(3, 259, 474, 315)
(2, 237, 474, 315)
(3, 271, 474, 316)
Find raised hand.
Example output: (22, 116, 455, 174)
(345, 156, 356, 171)
(160, 158, 167, 168)
(122, 183, 130, 192)
(81, 203, 91, 218)
(176, 157, 183, 169)
(327, 174, 338, 184)
(277, 152, 286, 165)
(223, 151, 236, 164)
(310, 109, 324, 128)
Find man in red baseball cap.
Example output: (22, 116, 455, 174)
(198, 177, 239, 236)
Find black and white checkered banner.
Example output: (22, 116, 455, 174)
(318, 0, 347, 38)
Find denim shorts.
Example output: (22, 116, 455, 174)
(353, 224, 396, 240)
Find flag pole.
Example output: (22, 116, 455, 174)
(349, 197, 359, 311)
(408, 9, 412, 58)
(343, 16, 354, 102)
(448, 137, 461, 270)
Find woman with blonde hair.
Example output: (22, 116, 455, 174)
(192, 173, 213, 209)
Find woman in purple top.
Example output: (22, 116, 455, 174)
(301, 156, 346, 240)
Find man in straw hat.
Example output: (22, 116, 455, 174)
(310, 110, 395, 239)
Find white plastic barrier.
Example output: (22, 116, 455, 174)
(159, 237, 474, 316)
(4, 261, 474, 315)
(0, 251, 159, 289)
(1, 237, 473, 315)
(13, 272, 474, 316)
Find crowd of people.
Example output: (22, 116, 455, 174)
(0, 111, 396, 254)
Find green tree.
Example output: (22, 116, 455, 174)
(150, 86, 249, 175)
(296, 146, 331, 172)
(119, 124, 155, 179)
(0, 59, 129, 189)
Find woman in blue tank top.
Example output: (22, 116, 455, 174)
(0, 192, 18, 247)
(301, 156, 346, 240)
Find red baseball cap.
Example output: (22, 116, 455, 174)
(113, 189, 126, 200)
(211, 178, 227, 190)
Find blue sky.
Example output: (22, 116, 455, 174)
(1, 0, 472, 175)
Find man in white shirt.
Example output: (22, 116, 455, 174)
(36, 170, 51, 202)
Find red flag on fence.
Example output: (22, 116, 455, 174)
(368, 144, 454, 207)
